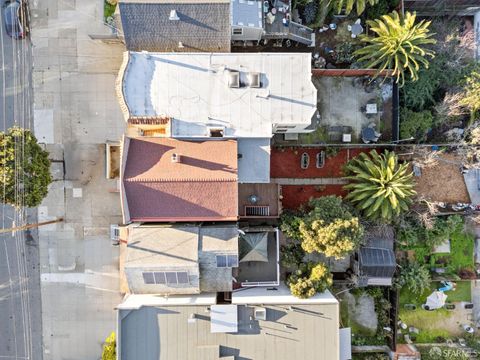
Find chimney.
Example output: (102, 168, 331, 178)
(169, 9, 180, 21)
(171, 153, 181, 163)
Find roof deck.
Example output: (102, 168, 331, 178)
(234, 230, 279, 287)
(238, 183, 281, 218)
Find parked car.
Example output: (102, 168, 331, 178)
(3, 0, 25, 39)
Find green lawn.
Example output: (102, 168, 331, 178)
(398, 281, 472, 343)
(400, 281, 471, 306)
(430, 226, 474, 273)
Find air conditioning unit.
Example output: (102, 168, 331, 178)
(254, 307, 266, 321)
(110, 224, 120, 245)
(249, 72, 261, 88)
(227, 71, 240, 88)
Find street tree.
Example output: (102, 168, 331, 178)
(0, 127, 52, 208)
(354, 11, 436, 86)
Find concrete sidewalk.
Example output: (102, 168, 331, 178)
(31, 1, 126, 359)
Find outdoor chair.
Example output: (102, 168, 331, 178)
(404, 304, 416, 311)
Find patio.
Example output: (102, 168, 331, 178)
(313, 76, 394, 144)
(238, 183, 281, 218)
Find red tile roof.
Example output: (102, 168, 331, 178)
(122, 137, 238, 222)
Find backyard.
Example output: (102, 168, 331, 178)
(399, 281, 472, 343)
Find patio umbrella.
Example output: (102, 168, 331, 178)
(425, 291, 448, 310)
(239, 232, 268, 262)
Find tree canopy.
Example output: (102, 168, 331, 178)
(287, 262, 333, 299)
(344, 150, 416, 222)
(280, 196, 364, 259)
(354, 11, 436, 86)
(0, 127, 52, 208)
(102, 332, 116, 360)
(331, 0, 379, 15)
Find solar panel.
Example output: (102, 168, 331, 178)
(165, 272, 178, 284)
(227, 255, 238, 268)
(142, 272, 155, 284)
(154, 272, 166, 284)
(216, 255, 227, 268)
(176, 271, 189, 284)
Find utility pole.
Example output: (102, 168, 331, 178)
(0, 217, 64, 234)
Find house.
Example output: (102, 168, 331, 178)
(117, 0, 231, 52)
(116, 51, 317, 187)
(120, 137, 238, 223)
(116, 0, 314, 52)
(121, 224, 239, 294)
(120, 224, 280, 292)
(117, 285, 341, 360)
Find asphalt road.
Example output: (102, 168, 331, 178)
(0, 1, 43, 359)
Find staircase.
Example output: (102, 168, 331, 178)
(245, 205, 270, 217)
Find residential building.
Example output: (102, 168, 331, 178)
(116, 0, 314, 52)
(121, 224, 239, 294)
(120, 137, 238, 223)
(117, 285, 341, 360)
(117, 0, 232, 52)
(117, 52, 317, 138)
(116, 51, 317, 187)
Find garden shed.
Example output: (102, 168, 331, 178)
(359, 247, 396, 286)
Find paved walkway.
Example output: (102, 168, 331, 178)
(31, 1, 125, 359)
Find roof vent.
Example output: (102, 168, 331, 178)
(169, 9, 180, 21)
(171, 153, 181, 163)
(178, 41, 184, 48)
(248, 72, 261, 88)
(254, 307, 267, 321)
(227, 70, 240, 88)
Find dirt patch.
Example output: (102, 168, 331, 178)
(413, 153, 470, 203)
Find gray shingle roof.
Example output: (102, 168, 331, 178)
(119, 1, 231, 52)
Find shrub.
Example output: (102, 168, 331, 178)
(102, 332, 116, 360)
(344, 150, 416, 222)
(302, 1, 318, 24)
(287, 262, 333, 299)
(400, 109, 434, 140)
(395, 261, 431, 295)
(280, 241, 305, 269)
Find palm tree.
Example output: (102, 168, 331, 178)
(354, 11, 436, 86)
(343, 150, 416, 222)
(331, 0, 378, 15)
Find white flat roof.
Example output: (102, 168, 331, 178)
(121, 52, 317, 138)
(238, 138, 270, 183)
(232, 284, 339, 305)
(118, 293, 217, 310)
(210, 304, 238, 333)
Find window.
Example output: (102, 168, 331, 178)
(165, 272, 178, 284)
(142, 272, 155, 284)
(216, 254, 239, 268)
(154, 272, 166, 284)
(232, 28, 243, 35)
(142, 271, 189, 285)
(209, 128, 224, 137)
